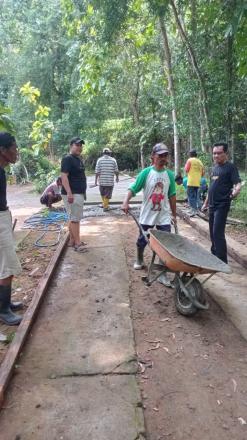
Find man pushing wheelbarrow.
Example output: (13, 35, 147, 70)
(122, 142, 177, 287)
(122, 142, 232, 317)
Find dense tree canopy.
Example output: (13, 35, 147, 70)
(0, 0, 247, 174)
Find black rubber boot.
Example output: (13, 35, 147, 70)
(133, 246, 145, 270)
(0, 285, 22, 326)
(10, 301, 23, 311)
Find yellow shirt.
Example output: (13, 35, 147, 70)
(185, 158, 204, 187)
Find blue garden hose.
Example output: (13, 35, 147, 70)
(22, 210, 68, 247)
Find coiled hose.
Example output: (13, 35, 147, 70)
(22, 210, 68, 247)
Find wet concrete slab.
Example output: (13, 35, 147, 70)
(14, 219, 137, 377)
(0, 375, 145, 440)
(0, 217, 144, 439)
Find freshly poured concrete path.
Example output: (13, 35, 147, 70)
(0, 217, 145, 440)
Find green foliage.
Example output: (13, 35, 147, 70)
(0, 0, 246, 213)
(33, 166, 61, 193)
(0, 102, 15, 133)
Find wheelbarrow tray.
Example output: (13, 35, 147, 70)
(150, 230, 232, 275)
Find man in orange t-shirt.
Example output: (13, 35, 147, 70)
(184, 149, 204, 216)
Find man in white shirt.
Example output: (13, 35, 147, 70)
(95, 148, 119, 211)
(122, 143, 176, 286)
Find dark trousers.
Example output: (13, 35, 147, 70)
(209, 206, 229, 263)
(187, 186, 199, 210)
(137, 224, 171, 249)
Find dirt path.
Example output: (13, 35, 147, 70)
(120, 218, 247, 440)
(0, 214, 247, 439)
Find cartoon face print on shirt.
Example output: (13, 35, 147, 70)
(149, 181, 165, 211)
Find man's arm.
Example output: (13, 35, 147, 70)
(61, 173, 73, 203)
(121, 167, 151, 214)
(202, 194, 209, 210)
(184, 159, 191, 174)
(230, 165, 241, 199)
(95, 172, 100, 186)
(169, 195, 177, 223)
(95, 160, 100, 186)
(114, 160, 119, 183)
(121, 190, 133, 213)
(231, 182, 241, 199)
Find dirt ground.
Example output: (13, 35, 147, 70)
(0, 229, 65, 363)
(120, 219, 247, 440)
(226, 224, 247, 246)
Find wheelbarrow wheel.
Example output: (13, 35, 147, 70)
(174, 277, 206, 316)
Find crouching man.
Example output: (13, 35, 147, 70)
(40, 177, 62, 209)
(0, 132, 23, 325)
(122, 143, 176, 286)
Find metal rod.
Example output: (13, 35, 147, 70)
(201, 273, 215, 286)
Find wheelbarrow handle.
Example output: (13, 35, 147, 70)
(172, 220, 179, 235)
(128, 210, 178, 237)
(128, 210, 148, 239)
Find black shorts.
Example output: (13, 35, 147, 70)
(99, 186, 113, 199)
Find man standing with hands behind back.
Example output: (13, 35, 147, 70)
(202, 142, 241, 263)
(61, 137, 87, 253)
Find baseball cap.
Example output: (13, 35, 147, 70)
(152, 143, 169, 155)
(103, 147, 112, 153)
(70, 137, 85, 146)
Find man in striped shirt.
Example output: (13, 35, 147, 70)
(95, 148, 119, 211)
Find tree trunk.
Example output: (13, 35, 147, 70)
(227, 33, 234, 160)
(132, 72, 140, 127)
(198, 93, 206, 152)
(159, 17, 180, 175)
(169, 0, 212, 148)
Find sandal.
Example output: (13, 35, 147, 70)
(74, 244, 88, 253)
(68, 241, 87, 248)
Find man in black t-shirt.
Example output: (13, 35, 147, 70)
(0, 132, 23, 326)
(61, 137, 87, 252)
(202, 142, 241, 263)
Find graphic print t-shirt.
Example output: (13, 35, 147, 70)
(208, 162, 241, 208)
(129, 166, 176, 226)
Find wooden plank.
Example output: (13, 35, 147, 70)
(0, 231, 69, 407)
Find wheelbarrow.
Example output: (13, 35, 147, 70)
(129, 211, 232, 316)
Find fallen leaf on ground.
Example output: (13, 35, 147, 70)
(148, 343, 160, 351)
(146, 339, 162, 344)
(163, 347, 170, 353)
(138, 362, 146, 374)
(160, 318, 171, 322)
(238, 417, 247, 425)
(232, 378, 237, 393)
